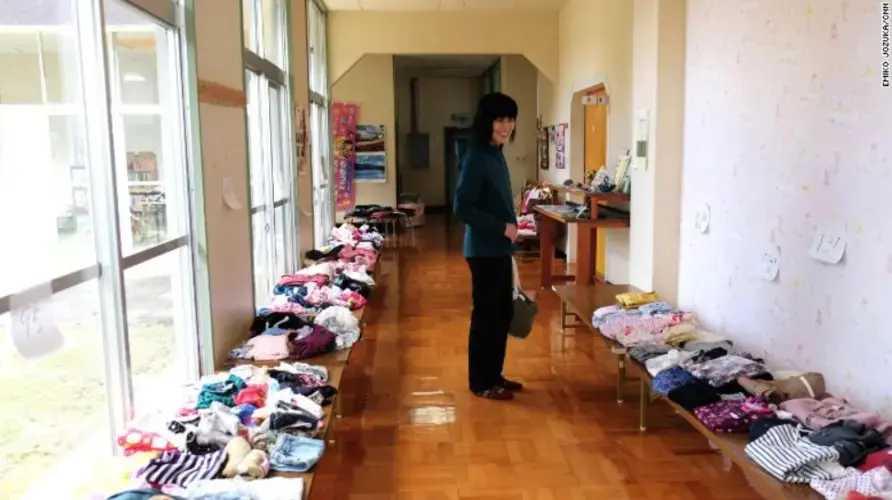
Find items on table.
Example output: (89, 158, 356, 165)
(96, 222, 381, 500)
(229, 320, 338, 362)
(615, 291, 661, 309)
(517, 214, 537, 236)
(586, 293, 892, 499)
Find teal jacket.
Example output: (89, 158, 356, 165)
(452, 142, 517, 258)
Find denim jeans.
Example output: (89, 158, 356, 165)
(269, 434, 325, 472)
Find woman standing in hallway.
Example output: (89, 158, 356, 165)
(452, 92, 522, 401)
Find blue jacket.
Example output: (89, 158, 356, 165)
(452, 142, 517, 258)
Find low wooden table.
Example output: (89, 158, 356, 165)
(552, 283, 635, 404)
(534, 205, 629, 288)
(552, 284, 819, 500)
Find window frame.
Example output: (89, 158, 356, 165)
(307, 0, 332, 247)
(0, 0, 203, 458)
(242, 0, 299, 307)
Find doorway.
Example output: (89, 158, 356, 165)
(444, 126, 471, 217)
(583, 87, 608, 278)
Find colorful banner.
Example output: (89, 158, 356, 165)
(332, 101, 358, 210)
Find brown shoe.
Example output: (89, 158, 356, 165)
(472, 386, 514, 400)
(498, 378, 524, 392)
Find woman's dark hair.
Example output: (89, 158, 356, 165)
(471, 92, 518, 146)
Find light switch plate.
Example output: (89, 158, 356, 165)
(634, 109, 649, 170)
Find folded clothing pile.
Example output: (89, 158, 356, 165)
(229, 308, 363, 362)
(99, 360, 336, 498)
(257, 224, 379, 318)
(591, 291, 892, 498)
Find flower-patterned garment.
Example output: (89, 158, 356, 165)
(257, 295, 320, 316)
(651, 367, 697, 395)
(598, 311, 698, 347)
(810, 466, 892, 499)
(686, 355, 769, 388)
(693, 397, 775, 433)
(592, 305, 633, 327)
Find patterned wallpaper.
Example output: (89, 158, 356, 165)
(679, 0, 892, 414)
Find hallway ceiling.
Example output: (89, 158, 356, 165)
(323, 0, 565, 10)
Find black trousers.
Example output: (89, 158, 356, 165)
(466, 256, 514, 392)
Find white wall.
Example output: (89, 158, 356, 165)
(328, 10, 559, 84)
(192, 0, 254, 368)
(500, 55, 539, 197)
(627, 0, 686, 302)
(538, 0, 636, 284)
(679, 0, 892, 414)
(419, 76, 478, 207)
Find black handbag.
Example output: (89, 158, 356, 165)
(508, 258, 538, 339)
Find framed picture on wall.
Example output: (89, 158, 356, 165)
(355, 124, 386, 182)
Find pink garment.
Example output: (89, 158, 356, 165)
(521, 191, 532, 213)
(810, 467, 892, 499)
(339, 290, 366, 310)
(780, 397, 892, 437)
(338, 250, 377, 271)
(247, 335, 291, 361)
(262, 295, 313, 315)
(303, 285, 367, 310)
(598, 311, 697, 347)
(332, 261, 367, 273)
(278, 274, 328, 286)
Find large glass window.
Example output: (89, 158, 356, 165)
(0, 0, 200, 497)
(243, 0, 297, 306)
(307, 0, 332, 246)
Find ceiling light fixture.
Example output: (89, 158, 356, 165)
(123, 72, 146, 82)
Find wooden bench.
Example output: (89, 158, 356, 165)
(552, 284, 820, 500)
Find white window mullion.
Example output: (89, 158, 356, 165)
(75, 0, 135, 448)
(157, 21, 199, 384)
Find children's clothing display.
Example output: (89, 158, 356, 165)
(693, 397, 775, 433)
(588, 291, 892, 499)
(745, 424, 845, 483)
(810, 467, 892, 500)
(269, 435, 326, 473)
(780, 397, 892, 438)
(96, 223, 382, 500)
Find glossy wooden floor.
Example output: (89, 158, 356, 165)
(312, 216, 765, 499)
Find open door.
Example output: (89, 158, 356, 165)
(584, 88, 608, 279)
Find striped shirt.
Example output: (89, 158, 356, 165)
(138, 449, 226, 488)
(744, 424, 845, 483)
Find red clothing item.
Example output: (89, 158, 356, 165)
(846, 493, 884, 500)
(234, 384, 267, 408)
(117, 428, 177, 456)
(858, 449, 892, 472)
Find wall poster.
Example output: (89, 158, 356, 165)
(555, 123, 567, 169)
(332, 101, 358, 209)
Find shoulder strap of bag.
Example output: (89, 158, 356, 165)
(512, 257, 522, 297)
